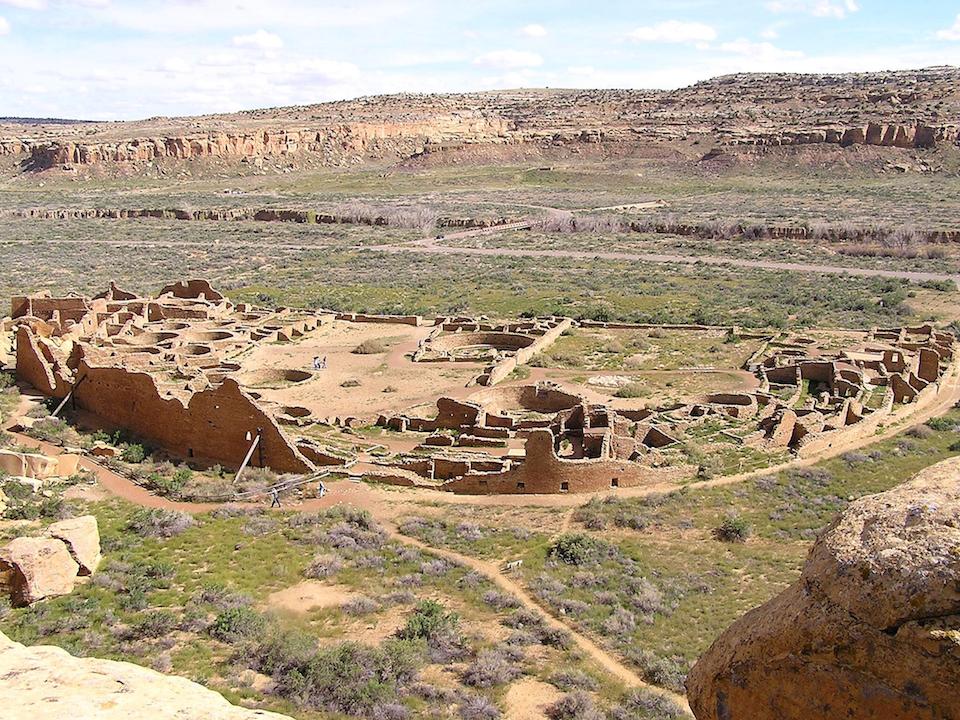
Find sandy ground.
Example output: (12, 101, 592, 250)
(239, 321, 480, 418)
(265, 580, 359, 614)
(504, 678, 563, 720)
(520, 366, 759, 409)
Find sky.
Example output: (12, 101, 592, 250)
(1, 1, 960, 120)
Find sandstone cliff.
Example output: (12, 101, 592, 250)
(686, 456, 960, 720)
(2, 66, 958, 172)
(0, 631, 292, 719)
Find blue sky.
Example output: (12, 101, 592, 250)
(1, 1, 959, 120)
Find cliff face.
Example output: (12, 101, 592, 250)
(2, 66, 959, 171)
(686, 456, 960, 720)
(0, 631, 292, 720)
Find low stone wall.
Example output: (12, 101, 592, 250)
(335, 312, 423, 326)
(443, 429, 686, 494)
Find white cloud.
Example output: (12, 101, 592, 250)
(937, 14, 960, 41)
(0, 0, 44, 8)
(0, 15, 8, 33)
(766, 1, 859, 19)
(520, 23, 547, 38)
(0, 0, 108, 7)
(84, 0, 420, 33)
(232, 29, 283, 51)
(388, 49, 468, 67)
(628, 20, 717, 44)
(719, 38, 804, 61)
(473, 49, 543, 69)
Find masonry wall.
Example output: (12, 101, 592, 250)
(72, 362, 311, 473)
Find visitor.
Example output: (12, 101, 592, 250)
(321, 355, 328, 369)
(312, 356, 321, 370)
(269, 487, 281, 508)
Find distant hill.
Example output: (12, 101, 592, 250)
(2, 66, 958, 172)
(0, 117, 99, 126)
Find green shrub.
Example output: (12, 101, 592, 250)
(614, 383, 645, 399)
(547, 534, 608, 566)
(121, 443, 146, 463)
(128, 508, 195, 538)
(129, 610, 178, 639)
(399, 600, 459, 642)
(926, 417, 958, 432)
(27, 417, 68, 444)
(268, 639, 422, 713)
(713, 515, 750, 543)
(210, 606, 266, 643)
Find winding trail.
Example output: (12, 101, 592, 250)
(384, 524, 690, 709)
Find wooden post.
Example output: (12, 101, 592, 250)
(234, 432, 261, 484)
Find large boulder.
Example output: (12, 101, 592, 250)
(44, 515, 101, 576)
(0, 537, 79, 607)
(687, 456, 960, 720)
(0, 631, 292, 719)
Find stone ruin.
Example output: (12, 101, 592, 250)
(10, 280, 329, 475)
(374, 323, 956, 494)
(6, 281, 957, 497)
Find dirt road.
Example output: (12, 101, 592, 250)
(7, 225, 957, 283)
(371, 239, 960, 285)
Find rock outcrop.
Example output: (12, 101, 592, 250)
(44, 515, 101, 576)
(686, 457, 960, 720)
(0, 515, 101, 606)
(0, 536, 79, 606)
(0, 631, 292, 720)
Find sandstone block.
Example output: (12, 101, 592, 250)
(45, 515, 101, 576)
(0, 536, 79, 606)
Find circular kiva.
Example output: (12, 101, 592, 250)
(176, 330, 234, 343)
(121, 331, 178, 346)
(468, 384, 582, 415)
(234, 367, 315, 387)
(176, 344, 213, 357)
(428, 332, 535, 354)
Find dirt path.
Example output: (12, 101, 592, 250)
(370, 240, 960, 284)
(383, 524, 692, 712)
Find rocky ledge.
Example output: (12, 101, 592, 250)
(0, 631, 292, 720)
(687, 456, 960, 720)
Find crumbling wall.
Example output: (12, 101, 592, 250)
(157, 279, 224, 302)
(444, 429, 686, 494)
(335, 312, 423, 326)
(15, 326, 71, 398)
(467, 384, 581, 415)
